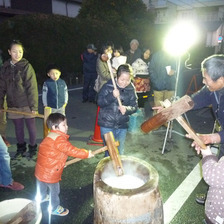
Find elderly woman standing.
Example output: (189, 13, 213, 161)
(125, 39, 142, 65)
(0, 40, 38, 159)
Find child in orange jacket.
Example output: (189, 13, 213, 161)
(35, 113, 94, 216)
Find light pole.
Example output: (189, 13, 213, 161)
(161, 20, 199, 154)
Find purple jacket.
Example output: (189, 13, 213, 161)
(202, 155, 224, 223)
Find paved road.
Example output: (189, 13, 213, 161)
(0, 85, 213, 224)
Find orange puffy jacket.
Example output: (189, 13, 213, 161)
(35, 130, 89, 183)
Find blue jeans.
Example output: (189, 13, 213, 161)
(0, 135, 12, 185)
(36, 179, 60, 211)
(100, 127, 127, 156)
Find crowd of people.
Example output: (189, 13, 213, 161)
(0, 38, 224, 223)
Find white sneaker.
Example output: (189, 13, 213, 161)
(51, 205, 69, 216)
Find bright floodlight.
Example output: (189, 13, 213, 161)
(164, 21, 199, 56)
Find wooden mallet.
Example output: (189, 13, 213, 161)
(0, 109, 44, 118)
(160, 98, 206, 149)
(0, 108, 51, 138)
(65, 141, 119, 167)
(104, 131, 124, 176)
(141, 95, 206, 149)
(65, 132, 124, 176)
(141, 95, 194, 133)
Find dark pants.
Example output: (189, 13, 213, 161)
(83, 73, 97, 101)
(12, 118, 36, 146)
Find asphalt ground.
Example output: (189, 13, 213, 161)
(0, 84, 214, 224)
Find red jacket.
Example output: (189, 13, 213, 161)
(35, 130, 89, 183)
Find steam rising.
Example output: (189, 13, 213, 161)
(101, 159, 149, 189)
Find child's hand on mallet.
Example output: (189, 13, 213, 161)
(88, 150, 94, 158)
(113, 89, 120, 98)
(119, 105, 126, 115)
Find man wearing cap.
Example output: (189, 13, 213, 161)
(82, 44, 98, 103)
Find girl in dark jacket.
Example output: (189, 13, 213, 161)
(0, 40, 38, 159)
(97, 64, 138, 155)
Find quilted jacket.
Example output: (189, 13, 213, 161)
(35, 130, 89, 183)
(97, 79, 138, 129)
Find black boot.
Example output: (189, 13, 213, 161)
(13, 142, 27, 159)
(28, 144, 38, 159)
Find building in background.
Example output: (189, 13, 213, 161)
(0, 0, 223, 52)
(143, 0, 224, 52)
(0, 0, 82, 21)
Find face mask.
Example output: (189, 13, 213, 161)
(107, 53, 112, 59)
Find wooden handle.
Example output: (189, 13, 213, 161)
(141, 95, 194, 133)
(107, 60, 122, 107)
(65, 141, 120, 167)
(160, 98, 206, 149)
(43, 107, 51, 137)
(0, 109, 44, 118)
(176, 116, 207, 149)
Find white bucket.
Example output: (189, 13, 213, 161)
(0, 198, 42, 224)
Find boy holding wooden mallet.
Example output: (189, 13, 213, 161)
(35, 113, 94, 216)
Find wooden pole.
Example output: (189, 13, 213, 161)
(162, 99, 207, 149)
(0, 108, 50, 138)
(0, 109, 44, 118)
(43, 107, 51, 138)
(107, 60, 123, 107)
(65, 141, 119, 167)
(176, 116, 206, 149)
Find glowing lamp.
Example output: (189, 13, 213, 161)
(164, 21, 199, 56)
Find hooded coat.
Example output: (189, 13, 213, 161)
(0, 58, 38, 111)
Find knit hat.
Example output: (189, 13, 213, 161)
(130, 39, 139, 46)
(46, 64, 61, 74)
